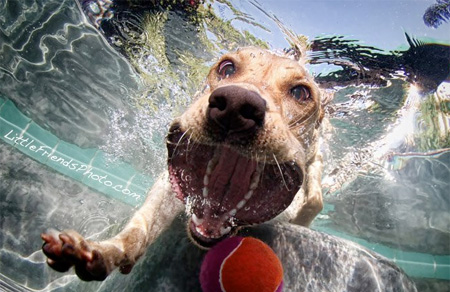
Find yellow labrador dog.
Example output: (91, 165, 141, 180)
(41, 47, 324, 281)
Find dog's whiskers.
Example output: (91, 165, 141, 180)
(261, 154, 267, 181)
(288, 106, 320, 130)
(250, 150, 258, 164)
(186, 131, 196, 152)
(185, 131, 201, 161)
(170, 128, 191, 159)
(272, 154, 290, 191)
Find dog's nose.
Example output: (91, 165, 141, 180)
(207, 85, 266, 134)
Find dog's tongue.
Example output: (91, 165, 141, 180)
(203, 147, 257, 219)
(191, 146, 257, 240)
(209, 147, 256, 198)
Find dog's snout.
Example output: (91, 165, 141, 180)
(207, 85, 266, 134)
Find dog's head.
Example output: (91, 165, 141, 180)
(167, 47, 323, 247)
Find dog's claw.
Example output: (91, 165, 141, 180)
(41, 230, 108, 281)
(46, 257, 72, 273)
(119, 263, 134, 275)
(76, 250, 108, 281)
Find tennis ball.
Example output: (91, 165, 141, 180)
(200, 236, 283, 292)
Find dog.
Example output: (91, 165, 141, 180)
(41, 47, 324, 281)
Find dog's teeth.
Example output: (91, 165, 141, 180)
(195, 225, 206, 237)
(249, 165, 262, 190)
(220, 226, 231, 236)
(192, 213, 204, 226)
(237, 200, 246, 210)
(206, 159, 214, 175)
(229, 209, 237, 216)
(250, 174, 261, 190)
(203, 174, 209, 185)
(206, 150, 221, 176)
(202, 187, 208, 197)
(244, 190, 253, 200)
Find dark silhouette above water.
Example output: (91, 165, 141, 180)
(423, 0, 450, 28)
(311, 33, 450, 93)
(77, 0, 450, 94)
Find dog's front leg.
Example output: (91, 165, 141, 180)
(291, 152, 324, 227)
(41, 172, 184, 281)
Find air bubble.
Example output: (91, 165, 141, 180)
(88, 3, 101, 14)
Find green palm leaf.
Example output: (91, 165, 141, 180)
(423, 0, 450, 28)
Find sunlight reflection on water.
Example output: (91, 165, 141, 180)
(0, 0, 449, 291)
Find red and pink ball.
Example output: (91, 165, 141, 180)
(200, 236, 284, 292)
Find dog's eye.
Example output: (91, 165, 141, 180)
(290, 85, 311, 102)
(218, 60, 236, 79)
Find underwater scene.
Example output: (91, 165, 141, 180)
(0, 0, 449, 291)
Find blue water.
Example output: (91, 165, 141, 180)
(0, 0, 449, 291)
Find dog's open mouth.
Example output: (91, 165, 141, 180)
(167, 124, 303, 247)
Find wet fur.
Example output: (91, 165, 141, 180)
(41, 47, 324, 280)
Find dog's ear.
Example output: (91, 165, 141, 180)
(283, 41, 309, 66)
(316, 107, 324, 129)
(316, 88, 333, 128)
(278, 26, 309, 64)
(283, 46, 303, 62)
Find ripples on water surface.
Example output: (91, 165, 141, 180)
(0, 0, 449, 291)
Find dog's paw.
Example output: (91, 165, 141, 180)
(41, 229, 108, 281)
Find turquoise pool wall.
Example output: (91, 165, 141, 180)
(0, 96, 153, 208)
(1, 95, 449, 280)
